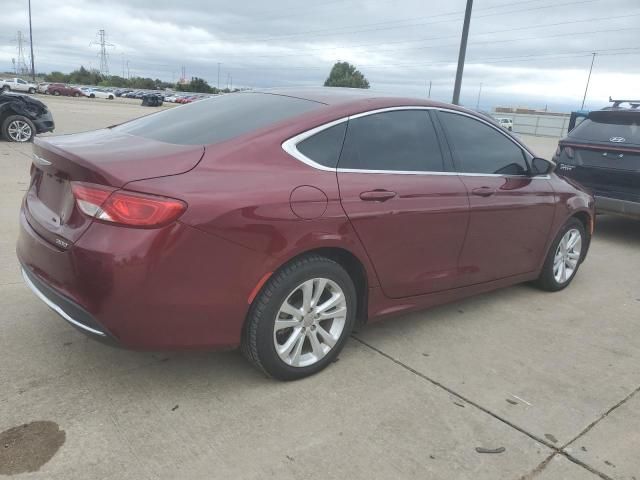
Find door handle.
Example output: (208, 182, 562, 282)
(359, 190, 397, 201)
(471, 186, 496, 197)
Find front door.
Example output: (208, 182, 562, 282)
(436, 110, 556, 286)
(337, 109, 469, 298)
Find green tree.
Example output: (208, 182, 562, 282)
(44, 71, 69, 83)
(177, 77, 213, 93)
(323, 61, 370, 89)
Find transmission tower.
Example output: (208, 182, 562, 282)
(90, 29, 114, 76)
(14, 31, 30, 75)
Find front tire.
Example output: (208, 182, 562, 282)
(2, 115, 36, 142)
(28, 88, 35, 94)
(53, 90, 60, 96)
(242, 254, 356, 380)
(535, 218, 587, 291)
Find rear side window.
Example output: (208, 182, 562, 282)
(296, 122, 347, 168)
(570, 114, 640, 145)
(338, 110, 444, 172)
(114, 93, 322, 145)
(439, 112, 528, 175)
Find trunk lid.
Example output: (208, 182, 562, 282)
(25, 129, 204, 247)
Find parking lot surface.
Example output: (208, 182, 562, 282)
(1, 96, 639, 479)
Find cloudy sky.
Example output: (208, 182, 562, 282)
(1, 0, 639, 111)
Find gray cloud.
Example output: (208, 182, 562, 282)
(2, 0, 639, 110)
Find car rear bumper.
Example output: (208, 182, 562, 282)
(17, 204, 267, 350)
(21, 266, 119, 345)
(595, 195, 640, 219)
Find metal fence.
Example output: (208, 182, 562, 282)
(495, 112, 571, 138)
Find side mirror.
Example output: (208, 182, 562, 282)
(531, 157, 555, 176)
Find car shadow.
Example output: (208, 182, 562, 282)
(594, 214, 640, 244)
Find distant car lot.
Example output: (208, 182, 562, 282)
(0, 95, 638, 479)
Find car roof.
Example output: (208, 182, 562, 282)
(254, 87, 457, 110)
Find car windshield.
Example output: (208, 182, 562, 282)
(114, 92, 323, 145)
(570, 112, 640, 145)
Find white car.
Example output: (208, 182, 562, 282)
(0, 78, 37, 94)
(495, 117, 514, 131)
(83, 88, 115, 100)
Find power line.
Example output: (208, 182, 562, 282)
(244, 0, 598, 43)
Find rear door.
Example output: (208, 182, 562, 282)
(556, 112, 640, 204)
(436, 110, 556, 286)
(336, 108, 469, 298)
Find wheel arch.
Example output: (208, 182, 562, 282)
(252, 246, 370, 326)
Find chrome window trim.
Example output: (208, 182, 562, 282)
(281, 105, 550, 178)
(21, 268, 106, 337)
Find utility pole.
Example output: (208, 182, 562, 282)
(452, 0, 473, 105)
(126, 60, 130, 79)
(476, 82, 483, 109)
(121, 53, 125, 78)
(427, 80, 432, 99)
(217, 63, 221, 89)
(581, 52, 597, 110)
(28, 0, 35, 81)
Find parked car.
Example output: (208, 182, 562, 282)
(495, 117, 514, 131)
(84, 88, 115, 100)
(554, 98, 639, 219)
(1, 78, 37, 94)
(17, 88, 594, 380)
(37, 83, 50, 94)
(0, 91, 54, 142)
(46, 83, 83, 97)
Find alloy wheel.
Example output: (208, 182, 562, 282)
(7, 120, 32, 142)
(273, 278, 347, 367)
(553, 228, 582, 284)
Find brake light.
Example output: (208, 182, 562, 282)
(564, 146, 574, 159)
(71, 182, 186, 227)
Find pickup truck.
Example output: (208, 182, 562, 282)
(0, 78, 37, 94)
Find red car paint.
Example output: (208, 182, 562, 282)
(17, 89, 594, 350)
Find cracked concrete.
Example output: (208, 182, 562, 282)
(1, 96, 639, 479)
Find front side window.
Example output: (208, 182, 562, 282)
(18, 79, 26, 84)
(439, 112, 529, 175)
(338, 110, 444, 172)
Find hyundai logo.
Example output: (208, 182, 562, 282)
(609, 137, 626, 143)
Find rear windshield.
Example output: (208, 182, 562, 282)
(114, 92, 322, 145)
(570, 112, 640, 145)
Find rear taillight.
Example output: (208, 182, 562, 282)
(564, 146, 574, 159)
(71, 182, 186, 227)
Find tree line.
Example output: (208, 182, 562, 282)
(38, 61, 370, 92)
(43, 66, 239, 93)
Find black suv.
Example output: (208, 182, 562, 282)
(0, 91, 55, 142)
(554, 99, 640, 219)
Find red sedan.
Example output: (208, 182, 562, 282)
(17, 89, 594, 380)
(46, 83, 83, 97)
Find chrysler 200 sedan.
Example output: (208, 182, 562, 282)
(17, 88, 594, 380)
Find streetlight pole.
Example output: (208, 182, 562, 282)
(28, 0, 35, 81)
(581, 52, 597, 110)
(452, 0, 473, 105)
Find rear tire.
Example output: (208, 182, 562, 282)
(1, 86, 9, 93)
(535, 218, 587, 291)
(73, 92, 80, 97)
(53, 90, 60, 96)
(242, 254, 356, 380)
(28, 88, 35, 94)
